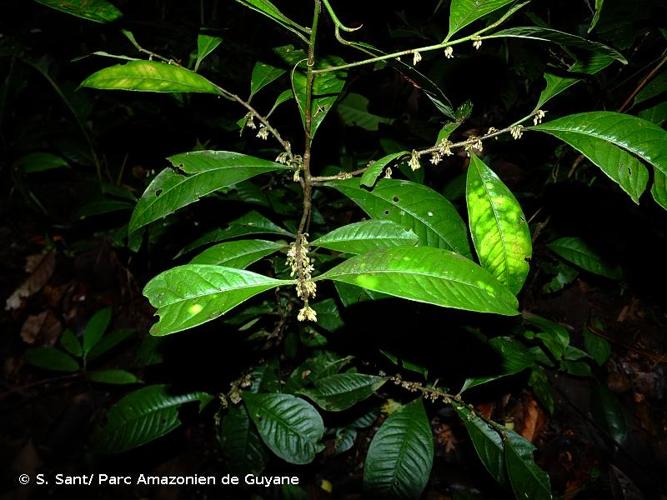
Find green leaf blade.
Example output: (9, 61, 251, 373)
(190, 240, 284, 268)
(299, 373, 387, 412)
(504, 432, 553, 500)
(35, 0, 122, 23)
(547, 237, 621, 279)
(25, 347, 80, 373)
(250, 62, 286, 96)
(312, 220, 419, 255)
(360, 152, 407, 188)
(83, 307, 112, 355)
(218, 405, 269, 473)
(448, 0, 515, 39)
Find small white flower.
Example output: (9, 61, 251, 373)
(533, 109, 546, 126)
(472, 37, 482, 50)
(256, 125, 269, 140)
(430, 152, 442, 165)
(510, 124, 525, 140)
(444, 46, 454, 59)
(412, 51, 422, 65)
(408, 151, 421, 171)
(297, 306, 317, 322)
(245, 113, 257, 129)
(438, 139, 454, 156)
(384, 166, 393, 179)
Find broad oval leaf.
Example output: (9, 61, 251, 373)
(35, 0, 122, 23)
(547, 237, 622, 279)
(243, 393, 324, 465)
(218, 405, 269, 474)
(143, 265, 291, 335)
(129, 151, 289, 233)
(327, 178, 471, 257)
(190, 239, 285, 267)
(83, 307, 112, 356)
(363, 399, 434, 498)
(312, 220, 419, 255)
(317, 247, 519, 316)
(360, 152, 407, 188)
(299, 373, 387, 412)
(59, 329, 82, 357)
(81, 61, 219, 94)
(466, 155, 532, 294)
(250, 62, 286, 97)
(504, 431, 553, 500)
(91, 384, 212, 453)
(25, 347, 80, 373)
(447, 0, 515, 38)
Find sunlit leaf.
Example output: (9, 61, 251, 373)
(190, 239, 285, 268)
(312, 220, 419, 255)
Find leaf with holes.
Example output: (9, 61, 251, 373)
(364, 399, 433, 498)
(92, 385, 211, 453)
(318, 247, 519, 316)
(243, 393, 324, 465)
(189, 240, 285, 267)
(35, 0, 122, 23)
(327, 178, 471, 256)
(299, 373, 387, 412)
(143, 265, 291, 335)
(312, 220, 419, 255)
(547, 237, 622, 279)
(466, 155, 532, 294)
(128, 151, 289, 234)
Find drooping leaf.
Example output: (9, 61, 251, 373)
(337, 93, 394, 131)
(651, 169, 667, 210)
(34, 0, 122, 23)
(486, 27, 627, 63)
(81, 61, 220, 94)
(466, 155, 532, 294)
(15, 152, 69, 173)
(143, 265, 291, 335)
(83, 307, 112, 356)
(364, 399, 433, 498)
(25, 347, 80, 373)
(327, 178, 471, 257)
(250, 62, 286, 97)
(547, 237, 622, 279)
(360, 152, 407, 188)
(129, 151, 289, 234)
(312, 220, 419, 255)
(504, 431, 553, 500)
(243, 393, 324, 465)
(190, 240, 285, 268)
(91, 384, 212, 453)
(318, 247, 519, 316)
(235, 0, 309, 43)
(218, 405, 269, 474)
(195, 34, 223, 72)
(447, 0, 515, 39)
(88, 369, 142, 385)
(299, 373, 387, 412)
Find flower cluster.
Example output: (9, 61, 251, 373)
(430, 138, 455, 164)
(286, 234, 318, 322)
(510, 124, 525, 140)
(472, 37, 483, 50)
(444, 46, 454, 59)
(256, 124, 269, 140)
(464, 136, 483, 156)
(533, 109, 547, 125)
(408, 150, 421, 171)
(412, 51, 422, 65)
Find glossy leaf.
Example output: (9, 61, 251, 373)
(547, 237, 622, 279)
(504, 431, 553, 500)
(25, 347, 80, 373)
(590, 383, 627, 445)
(588, 0, 604, 32)
(364, 399, 433, 498)
(299, 373, 387, 412)
(190, 240, 285, 268)
(312, 220, 419, 255)
(337, 93, 393, 131)
(83, 307, 112, 356)
(250, 62, 286, 97)
(143, 265, 291, 335)
(466, 155, 532, 294)
(652, 169, 667, 210)
(82, 61, 220, 94)
(195, 34, 222, 72)
(360, 152, 407, 188)
(34, 0, 122, 23)
(243, 393, 324, 465)
(447, 0, 515, 38)
(218, 405, 269, 473)
(327, 178, 471, 256)
(318, 247, 519, 316)
(334, 427, 358, 455)
(129, 151, 289, 233)
(235, 0, 309, 43)
(91, 385, 212, 453)
(88, 369, 141, 385)
(486, 27, 627, 63)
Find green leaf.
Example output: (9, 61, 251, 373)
(447, 0, 515, 38)
(310, 299, 344, 332)
(87, 328, 134, 361)
(590, 382, 627, 445)
(364, 399, 433, 498)
(326, 178, 471, 257)
(83, 307, 112, 356)
(318, 247, 519, 316)
(466, 155, 532, 294)
(337, 93, 394, 131)
(235, 0, 309, 43)
(523, 312, 570, 360)
(250, 62, 286, 97)
(547, 237, 622, 279)
(312, 220, 419, 255)
(25, 347, 80, 373)
(529, 368, 555, 414)
(88, 369, 141, 385)
(299, 373, 387, 412)
(190, 240, 285, 268)
(535, 53, 614, 110)
(76, 198, 133, 219)
(486, 27, 627, 63)
(82, 61, 220, 94)
(335, 282, 389, 307)
(360, 152, 407, 188)
(195, 34, 222, 72)
(15, 152, 68, 173)
(59, 329, 82, 357)
(588, 0, 604, 32)
(453, 403, 505, 483)
(583, 328, 611, 366)
(92, 384, 212, 453)
(34, 0, 122, 23)
(243, 393, 325, 465)
(129, 151, 289, 234)
(651, 169, 667, 210)
(144, 265, 291, 336)
(218, 405, 269, 473)
(504, 431, 552, 500)
(334, 427, 358, 455)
